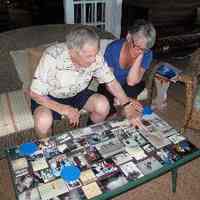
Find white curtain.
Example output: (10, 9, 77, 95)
(105, 0, 122, 38)
(63, 0, 123, 37)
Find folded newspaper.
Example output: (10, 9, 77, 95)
(156, 62, 182, 80)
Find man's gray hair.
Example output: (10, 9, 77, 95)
(129, 19, 156, 49)
(66, 26, 100, 50)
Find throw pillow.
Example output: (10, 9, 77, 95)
(10, 42, 57, 90)
(27, 46, 47, 81)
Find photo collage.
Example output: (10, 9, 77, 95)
(7, 114, 197, 200)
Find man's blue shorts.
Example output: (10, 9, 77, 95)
(31, 89, 95, 120)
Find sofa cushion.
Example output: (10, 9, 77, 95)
(0, 90, 34, 137)
(10, 42, 57, 90)
(27, 44, 51, 81)
(27, 42, 59, 80)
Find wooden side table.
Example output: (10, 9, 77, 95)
(149, 61, 198, 131)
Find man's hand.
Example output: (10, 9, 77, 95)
(61, 105, 80, 127)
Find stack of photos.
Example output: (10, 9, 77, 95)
(137, 156, 163, 175)
(142, 143, 156, 153)
(70, 153, 89, 170)
(149, 116, 171, 132)
(38, 178, 69, 200)
(84, 146, 102, 164)
(172, 140, 197, 155)
(37, 168, 55, 183)
(80, 169, 97, 185)
(36, 138, 60, 159)
(48, 154, 74, 177)
(100, 173, 128, 191)
(31, 157, 48, 172)
(156, 146, 180, 165)
(7, 113, 198, 200)
(109, 118, 130, 128)
(120, 161, 144, 180)
(168, 134, 186, 144)
(123, 136, 148, 161)
(70, 127, 94, 139)
(91, 159, 119, 179)
(139, 125, 171, 149)
(82, 182, 102, 199)
(11, 158, 29, 177)
(95, 138, 125, 158)
(112, 152, 133, 165)
(123, 125, 139, 136)
(55, 133, 84, 154)
(18, 188, 40, 200)
(15, 174, 35, 194)
(66, 179, 82, 191)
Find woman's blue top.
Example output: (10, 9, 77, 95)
(104, 39, 153, 85)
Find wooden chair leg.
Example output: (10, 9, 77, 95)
(177, 75, 197, 131)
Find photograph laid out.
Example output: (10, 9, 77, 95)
(7, 113, 198, 200)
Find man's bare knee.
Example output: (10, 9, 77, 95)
(34, 107, 53, 136)
(84, 94, 110, 122)
(95, 94, 110, 115)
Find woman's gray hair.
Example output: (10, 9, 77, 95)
(65, 26, 100, 50)
(128, 19, 156, 49)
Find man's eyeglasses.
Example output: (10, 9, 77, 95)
(130, 39, 150, 53)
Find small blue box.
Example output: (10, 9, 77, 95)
(143, 106, 153, 115)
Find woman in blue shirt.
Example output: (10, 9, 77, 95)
(98, 19, 156, 113)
